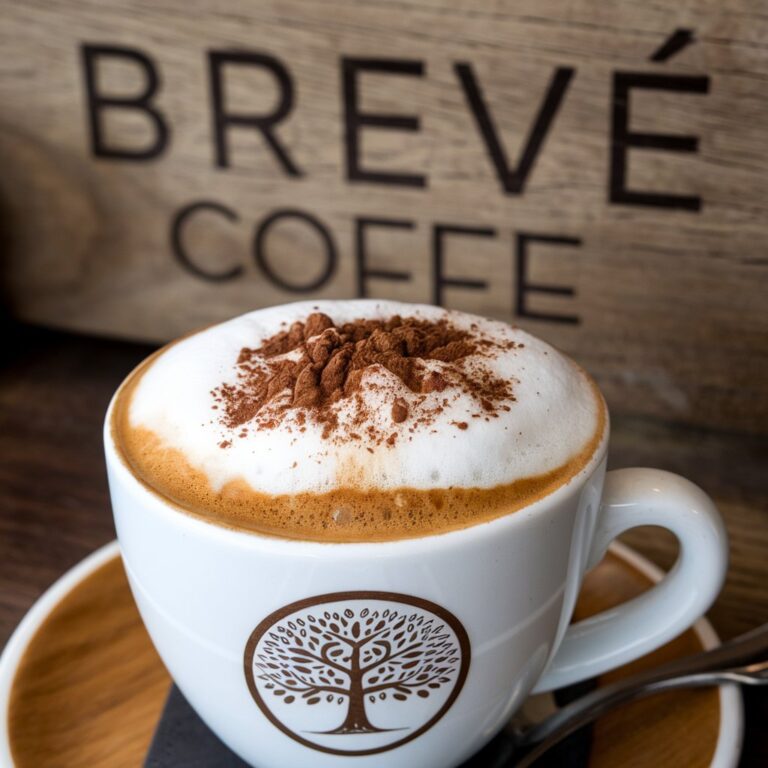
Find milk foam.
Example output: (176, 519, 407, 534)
(126, 300, 603, 495)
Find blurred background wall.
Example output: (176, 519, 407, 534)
(1, 0, 766, 433)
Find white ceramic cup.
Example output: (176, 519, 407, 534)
(105, 404, 728, 768)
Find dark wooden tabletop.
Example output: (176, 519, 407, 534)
(1, 321, 766, 766)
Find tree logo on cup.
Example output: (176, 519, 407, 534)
(244, 592, 470, 755)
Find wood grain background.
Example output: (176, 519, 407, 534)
(0, 1, 766, 433)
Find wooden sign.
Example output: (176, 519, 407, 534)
(1, 1, 766, 433)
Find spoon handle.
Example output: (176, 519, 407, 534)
(510, 621, 768, 765)
(514, 659, 768, 767)
(519, 620, 768, 748)
(525, 622, 768, 741)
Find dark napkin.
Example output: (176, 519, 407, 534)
(144, 686, 249, 767)
(144, 684, 593, 767)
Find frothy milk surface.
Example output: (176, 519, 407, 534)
(112, 300, 606, 541)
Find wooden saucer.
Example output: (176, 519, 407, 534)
(0, 542, 742, 767)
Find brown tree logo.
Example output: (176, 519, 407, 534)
(244, 592, 470, 755)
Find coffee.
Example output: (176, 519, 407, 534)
(111, 300, 605, 541)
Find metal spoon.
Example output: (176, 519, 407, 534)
(511, 622, 768, 766)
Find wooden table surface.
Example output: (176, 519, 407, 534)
(1, 320, 766, 766)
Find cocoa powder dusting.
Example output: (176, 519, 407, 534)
(391, 397, 409, 424)
(212, 312, 517, 445)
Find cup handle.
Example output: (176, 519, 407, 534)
(533, 468, 728, 693)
